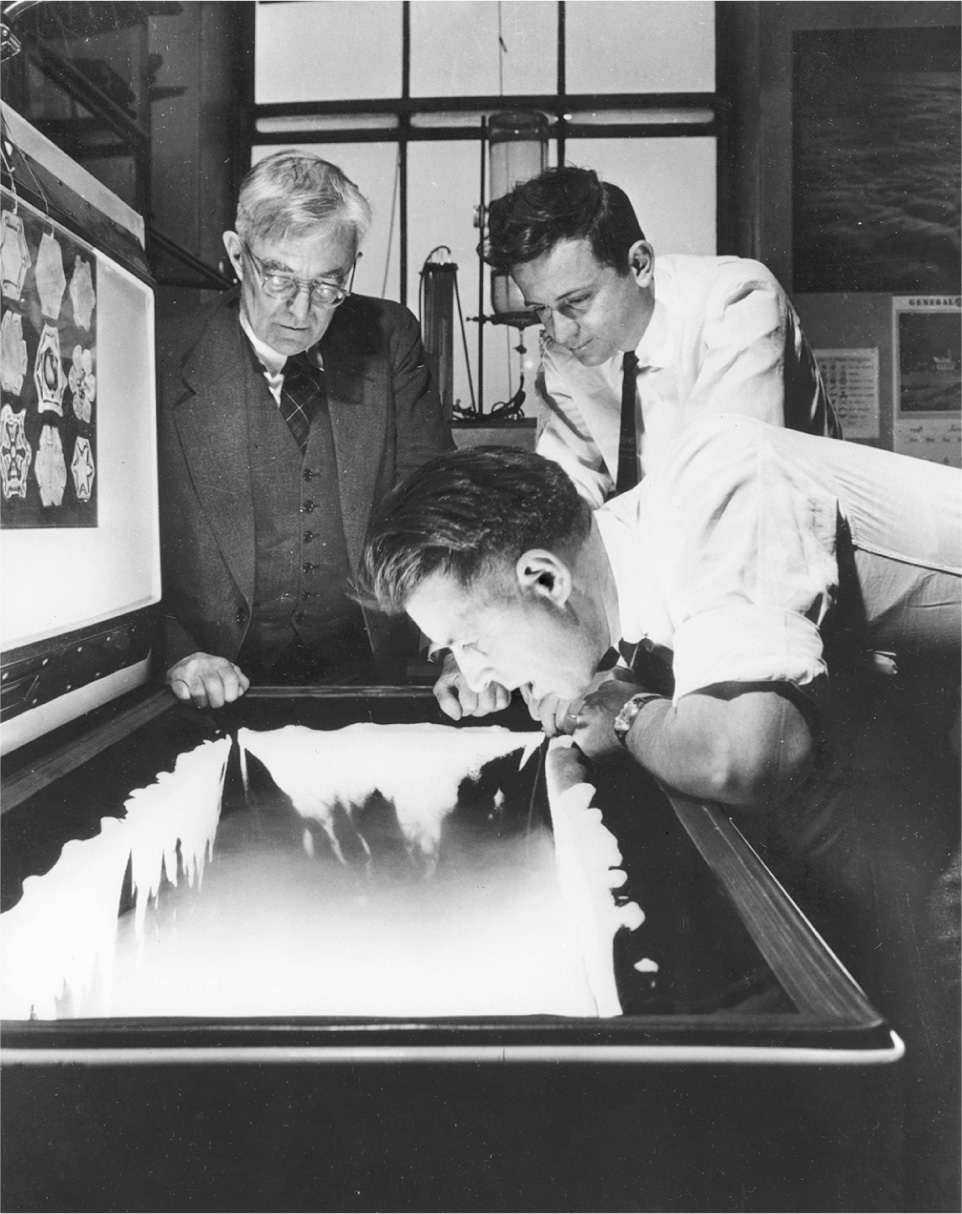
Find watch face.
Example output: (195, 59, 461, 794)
(614, 693, 659, 745)
(613, 700, 637, 740)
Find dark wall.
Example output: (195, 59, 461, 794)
(148, 1, 253, 328)
(719, 1, 960, 456)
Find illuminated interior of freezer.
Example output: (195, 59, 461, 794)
(2, 724, 661, 1022)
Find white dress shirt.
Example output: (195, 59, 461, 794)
(537, 255, 836, 507)
(239, 312, 325, 405)
(595, 414, 961, 702)
(239, 311, 287, 403)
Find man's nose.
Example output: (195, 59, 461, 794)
(286, 283, 312, 321)
(548, 310, 578, 346)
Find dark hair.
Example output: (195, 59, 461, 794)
(482, 166, 645, 273)
(359, 446, 591, 614)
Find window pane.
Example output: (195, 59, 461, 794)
(255, 1, 402, 103)
(410, 1, 556, 97)
(565, 137, 716, 254)
(251, 143, 402, 302)
(567, 108, 714, 126)
(257, 115, 399, 134)
(410, 111, 493, 129)
(566, 1, 715, 94)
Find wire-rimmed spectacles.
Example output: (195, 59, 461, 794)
(243, 243, 357, 307)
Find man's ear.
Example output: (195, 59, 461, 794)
(627, 240, 654, 287)
(515, 549, 572, 607)
(222, 231, 244, 280)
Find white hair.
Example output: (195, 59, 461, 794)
(235, 150, 372, 246)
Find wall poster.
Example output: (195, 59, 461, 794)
(792, 27, 960, 294)
(892, 294, 961, 467)
(813, 348, 879, 440)
(1, 192, 98, 527)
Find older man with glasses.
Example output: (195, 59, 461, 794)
(158, 150, 452, 707)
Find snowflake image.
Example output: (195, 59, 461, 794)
(35, 231, 67, 321)
(35, 423, 67, 507)
(1, 310, 28, 395)
(69, 255, 96, 330)
(71, 435, 96, 501)
(34, 324, 66, 415)
(1, 211, 30, 302)
(0, 404, 32, 499)
(68, 345, 97, 423)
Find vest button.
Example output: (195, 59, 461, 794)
(303, 530, 315, 542)
(302, 562, 318, 574)
(235, 606, 249, 624)
(303, 469, 315, 482)
(301, 500, 316, 513)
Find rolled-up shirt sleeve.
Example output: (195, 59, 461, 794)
(672, 604, 827, 700)
(648, 417, 841, 701)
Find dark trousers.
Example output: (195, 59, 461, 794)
(741, 671, 960, 1211)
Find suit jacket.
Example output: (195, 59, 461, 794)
(157, 289, 453, 668)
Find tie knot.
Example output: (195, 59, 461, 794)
(622, 349, 638, 374)
(288, 348, 321, 373)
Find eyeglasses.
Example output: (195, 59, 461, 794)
(243, 243, 357, 307)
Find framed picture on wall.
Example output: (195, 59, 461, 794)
(792, 26, 961, 294)
(892, 294, 961, 467)
(1, 102, 160, 734)
(1, 197, 98, 528)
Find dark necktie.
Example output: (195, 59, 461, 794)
(615, 350, 640, 494)
(280, 350, 326, 451)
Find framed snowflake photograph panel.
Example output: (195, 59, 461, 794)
(1, 195, 99, 527)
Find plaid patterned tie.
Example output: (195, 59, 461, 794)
(280, 350, 326, 451)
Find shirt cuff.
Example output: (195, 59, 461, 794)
(672, 604, 827, 700)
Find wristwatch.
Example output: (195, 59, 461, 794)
(612, 691, 663, 748)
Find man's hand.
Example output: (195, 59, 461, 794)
(167, 652, 250, 710)
(432, 650, 511, 720)
(524, 671, 642, 759)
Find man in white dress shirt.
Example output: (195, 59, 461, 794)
(484, 165, 840, 507)
(362, 418, 958, 820)
(361, 421, 961, 1208)
(434, 163, 842, 725)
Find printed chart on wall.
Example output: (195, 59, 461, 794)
(814, 349, 879, 440)
(0, 192, 98, 527)
(893, 295, 962, 467)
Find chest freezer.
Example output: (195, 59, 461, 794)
(1, 685, 903, 1213)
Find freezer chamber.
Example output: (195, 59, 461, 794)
(1, 686, 903, 1212)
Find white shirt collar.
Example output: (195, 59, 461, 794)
(239, 309, 288, 374)
(634, 292, 670, 371)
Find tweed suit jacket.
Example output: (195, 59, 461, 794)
(157, 289, 453, 668)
